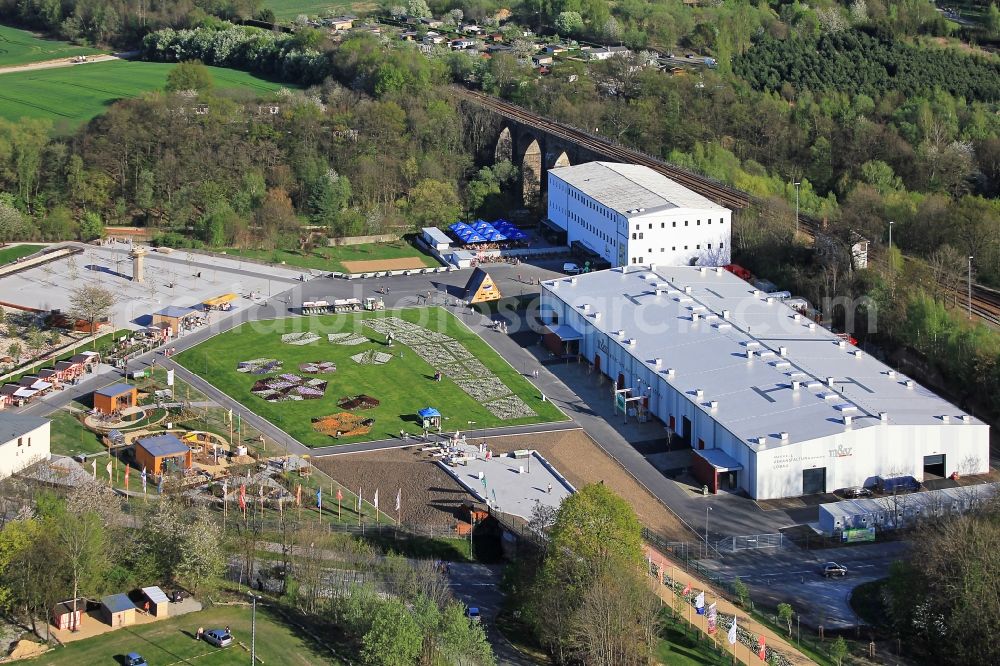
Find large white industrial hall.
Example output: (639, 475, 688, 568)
(539, 265, 989, 500)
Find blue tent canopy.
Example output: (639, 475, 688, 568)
(418, 407, 441, 418)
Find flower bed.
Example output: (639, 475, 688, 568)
(299, 361, 337, 374)
(250, 375, 328, 402)
(327, 333, 367, 345)
(484, 394, 537, 419)
(313, 412, 374, 438)
(336, 394, 380, 410)
(281, 332, 321, 345)
(350, 350, 393, 365)
(237, 358, 283, 374)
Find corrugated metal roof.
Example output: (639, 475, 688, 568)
(95, 383, 134, 398)
(141, 586, 169, 604)
(101, 593, 135, 613)
(154, 305, 197, 318)
(136, 434, 189, 458)
(549, 162, 725, 216)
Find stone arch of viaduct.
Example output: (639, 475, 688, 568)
(493, 122, 607, 212)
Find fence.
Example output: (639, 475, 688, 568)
(716, 533, 784, 553)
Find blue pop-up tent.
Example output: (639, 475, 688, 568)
(418, 407, 441, 429)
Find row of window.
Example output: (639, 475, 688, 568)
(635, 218, 725, 231)
(630, 241, 724, 264)
(570, 211, 615, 245)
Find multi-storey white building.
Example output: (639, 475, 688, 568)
(539, 266, 989, 500)
(547, 162, 732, 268)
(0, 414, 50, 480)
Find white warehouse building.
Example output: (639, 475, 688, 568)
(546, 162, 732, 268)
(539, 266, 989, 500)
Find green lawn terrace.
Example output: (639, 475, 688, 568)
(0, 60, 292, 129)
(0, 24, 102, 67)
(176, 307, 566, 447)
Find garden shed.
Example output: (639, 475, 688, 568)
(101, 593, 136, 627)
(93, 384, 137, 414)
(139, 585, 170, 617)
(464, 268, 501, 304)
(135, 434, 192, 475)
(51, 600, 83, 631)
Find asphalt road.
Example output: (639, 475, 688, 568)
(696, 540, 909, 629)
(447, 563, 540, 666)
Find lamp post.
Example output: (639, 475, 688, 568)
(968, 256, 974, 319)
(248, 592, 261, 664)
(888, 220, 894, 253)
(793, 181, 801, 237)
(704, 506, 713, 558)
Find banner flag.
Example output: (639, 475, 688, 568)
(758, 635, 766, 661)
(728, 617, 738, 645)
(707, 603, 718, 634)
(695, 591, 705, 614)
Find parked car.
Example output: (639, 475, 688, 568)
(203, 629, 233, 648)
(465, 607, 481, 622)
(841, 486, 873, 498)
(876, 476, 921, 495)
(562, 262, 581, 274)
(125, 654, 148, 666)
(822, 562, 848, 578)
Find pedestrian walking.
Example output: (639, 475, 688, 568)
(196, 626, 204, 641)
(547, 483, 552, 494)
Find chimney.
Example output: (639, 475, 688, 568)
(843, 414, 853, 426)
(854, 350, 864, 358)
(699, 267, 706, 274)
(569, 277, 577, 285)
(593, 312, 602, 320)
(941, 415, 951, 423)
(767, 296, 775, 304)
(793, 313, 802, 322)
(666, 368, 676, 378)
(695, 389, 705, 400)
(827, 377, 835, 386)
(649, 262, 656, 270)
(581, 303, 591, 312)
(906, 380, 915, 389)
(691, 312, 700, 322)
(779, 346, 787, 357)
(715, 266, 723, 275)
(757, 436, 767, 447)
(709, 400, 719, 411)
(808, 322, 817, 331)
(887, 370, 896, 378)
(962, 414, 972, 424)
(791, 380, 801, 391)
(879, 412, 888, 423)
(780, 431, 789, 441)
(746, 349, 754, 360)
(654, 357, 663, 368)
(838, 340, 847, 349)
(753, 289, 761, 297)
(684, 285, 692, 294)
(722, 309, 730, 319)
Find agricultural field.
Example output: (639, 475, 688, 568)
(266, 0, 373, 21)
(176, 307, 566, 447)
(0, 243, 42, 264)
(225, 239, 439, 274)
(39, 604, 342, 665)
(0, 24, 101, 67)
(0, 60, 290, 128)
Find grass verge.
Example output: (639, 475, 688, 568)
(224, 238, 439, 273)
(0, 243, 43, 264)
(48, 409, 105, 457)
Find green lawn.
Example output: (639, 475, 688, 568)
(0, 60, 291, 127)
(225, 240, 440, 273)
(176, 307, 565, 447)
(656, 622, 730, 666)
(0, 243, 42, 264)
(265, 0, 369, 20)
(0, 24, 102, 67)
(48, 409, 105, 457)
(40, 604, 341, 665)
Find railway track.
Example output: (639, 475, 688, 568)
(454, 87, 1000, 327)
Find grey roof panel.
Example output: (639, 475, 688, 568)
(0, 414, 48, 443)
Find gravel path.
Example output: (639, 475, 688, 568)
(0, 53, 119, 76)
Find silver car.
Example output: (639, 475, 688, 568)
(203, 629, 233, 647)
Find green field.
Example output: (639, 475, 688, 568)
(0, 60, 290, 127)
(48, 409, 105, 457)
(40, 604, 342, 665)
(225, 239, 439, 273)
(0, 24, 102, 67)
(266, 0, 368, 20)
(176, 307, 565, 447)
(0, 243, 42, 264)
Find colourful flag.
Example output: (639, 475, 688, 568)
(106, 460, 113, 481)
(91, 459, 96, 479)
(316, 488, 322, 510)
(357, 487, 362, 512)
(394, 488, 401, 513)
(728, 617, 738, 645)
(227, 408, 233, 424)
(758, 635, 766, 661)
(295, 484, 301, 507)
(373, 488, 379, 511)
(682, 582, 691, 596)
(336, 487, 343, 502)
(141, 467, 147, 492)
(707, 603, 717, 635)
(695, 591, 705, 614)
(239, 484, 246, 510)
(124, 466, 130, 491)
(259, 485, 264, 505)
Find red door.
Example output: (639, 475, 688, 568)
(594, 353, 601, 374)
(617, 373, 625, 390)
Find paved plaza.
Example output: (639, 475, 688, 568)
(0, 243, 302, 330)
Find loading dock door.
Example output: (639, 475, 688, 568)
(802, 467, 827, 495)
(923, 454, 946, 478)
(682, 416, 692, 446)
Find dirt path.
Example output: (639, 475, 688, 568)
(0, 53, 120, 76)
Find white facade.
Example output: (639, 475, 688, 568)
(547, 162, 731, 268)
(539, 266, 989, 500)
(0, 415, 50, 480)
